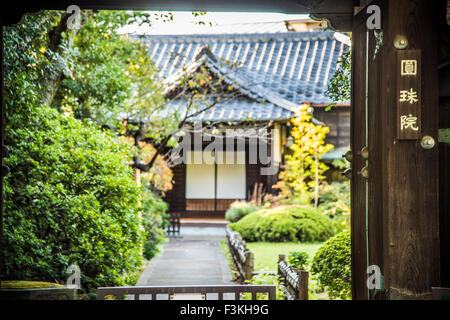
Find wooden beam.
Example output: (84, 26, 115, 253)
(0, 0, 355, 26)
(310, 13, 354, 31)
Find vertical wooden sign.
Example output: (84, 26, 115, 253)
(396, 50, 422, 140)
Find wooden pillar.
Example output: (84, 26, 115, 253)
(296, 269, 309, 300)
(437, 0, 450, 289)
(351, 0, 441, 299)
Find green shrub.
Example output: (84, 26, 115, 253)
(229, 206, 333, 242)
(318, 182, 351, 234)
(1, 16, 162, 294)
(0, 281, 62, 289)
(225, 201, 259, 223)
(141, 189, 169, 260)
(287, 251, 310, 270)
(311, 231, 351, 300)
(3, 104, 146, 293)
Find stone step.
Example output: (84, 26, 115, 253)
(180, 219, 229, 228)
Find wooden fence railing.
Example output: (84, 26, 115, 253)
(278, 254, 309, 300)
(226, 227, 254, 282)
(97, 285, 276, 300)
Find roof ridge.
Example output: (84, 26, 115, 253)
(132, 30, 336, 42)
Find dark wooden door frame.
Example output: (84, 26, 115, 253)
(0, 0, 446, 299)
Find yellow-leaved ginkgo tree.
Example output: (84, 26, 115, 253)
(274, 104, 333, 207)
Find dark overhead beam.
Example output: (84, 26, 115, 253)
(1, 0, 355, 26)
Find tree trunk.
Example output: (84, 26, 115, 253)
(39, 11, 91, 107)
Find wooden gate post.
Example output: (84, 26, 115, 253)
(351, 0, 442, 299)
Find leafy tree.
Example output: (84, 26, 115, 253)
(133, 140, 174, 194)
(132, 54, 243, 173)
(56, 11, 167, 127)
(37, 10, 92, 107)
(55, 10, 236, 181)
(274, 105, 333, 206)
(50, 11, 174, 192)
(2, 11, 151, 292)
(325, 48, 351, 110)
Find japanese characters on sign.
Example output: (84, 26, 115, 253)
(397, 50, 421, 140)
(400, 60, 417, 76)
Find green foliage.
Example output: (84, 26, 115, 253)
(55, 11, 176, 182)
(3, 104, 145, 292)
(2, 12, 154, 293)
(287, 251, 310, 270)
(318, 182, 351, 233)
(141, 189, 169, 260)
(229, 206, 333, 243)
(325, 48, 351, 110)
(225, 201, 259, 223)
(243, 271, 285, 300)
(1, 281, 63, 289)
(331, 158, 350, 170)
(4, 12, 63, 119)
(246, 242, 323, 272)
(57, 11, 167, 128)
(311, 231, 351, 300)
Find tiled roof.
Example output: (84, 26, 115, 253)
(135, 31, 349, 106)
(167, 98, 293, 122)
(160, 45, 302, 122)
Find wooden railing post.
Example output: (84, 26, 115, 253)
(296, 269, 309, 300)
(278, 254, 309, 300)
(226, 227, 254, 282)
(278, 254, 286, 274)
(244, 250, 254, 281)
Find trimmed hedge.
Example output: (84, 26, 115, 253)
(225, 201, 259, 223)
(229, 205, 333, 242)
(311, 231, 351, 300)
(0, 281, 63, 289)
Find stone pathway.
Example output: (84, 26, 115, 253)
(137, 227, 233, 286)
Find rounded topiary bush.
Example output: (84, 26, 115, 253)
(225, 201, 259, 223)
(228, 205, 333, 242)
(311, 230, 351, 300)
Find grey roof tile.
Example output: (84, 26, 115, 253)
(132, 31, 349, 122)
